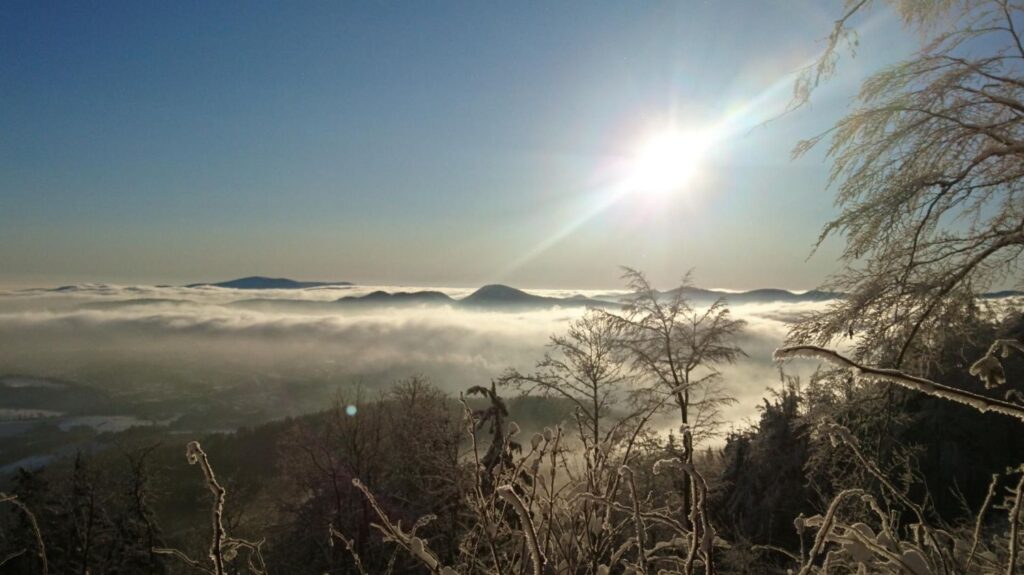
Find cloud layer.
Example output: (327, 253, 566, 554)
(0, 284, 827, 436)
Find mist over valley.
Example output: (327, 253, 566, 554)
(0, 277, 840, 473)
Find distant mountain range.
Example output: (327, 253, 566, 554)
(48, 276, 1022, 311)
(186, 276, 353, 290)
(338, 290, 454, 304)
(231, 282, 846, 311)
(184, 276, 1022, 305)
(329, 284, 604, 308)
(669, 286, 841, 304)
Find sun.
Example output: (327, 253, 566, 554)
(628, 129, 709, 198)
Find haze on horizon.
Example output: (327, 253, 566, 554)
(0, 1, 918, 290)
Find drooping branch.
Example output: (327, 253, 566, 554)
(774, 345, 1024, 423)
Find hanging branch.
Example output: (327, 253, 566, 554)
(774, 345, 1024, 423)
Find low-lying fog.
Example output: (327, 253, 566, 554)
(0, 283, 827, 436)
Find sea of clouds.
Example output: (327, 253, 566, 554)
(0, 283, 828, 434)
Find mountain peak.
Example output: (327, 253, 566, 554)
(466, 284, 532, 300)
(187, 276, 352, 290)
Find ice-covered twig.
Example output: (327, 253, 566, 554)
(154, 441, 266, 575)
(1007, 467, 1024, 575)
(352, 478, 457, 575)
(496, 485, 544, 575)
(618, 467, 648, 575)
(187, 441, 228, 575)
(797, 489, 864, 575)
(0, 550, 26, 569)
(965, 473, 999, 572)
(775, 345, 1024, 423)
(0, 493, 46, 575)
(152, 547, 214, 575)
(970, 339, 1024, 389)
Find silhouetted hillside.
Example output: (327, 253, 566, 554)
(338, 290, 454, 305)
(666, 286, 841, 304)
(187, 276, 352, 289)
(459, 284, 604, 308)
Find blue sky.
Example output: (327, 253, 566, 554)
(0, 1, 918, 289)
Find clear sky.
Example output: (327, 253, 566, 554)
(0, 1, 918, 290)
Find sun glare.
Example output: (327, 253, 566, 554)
(628, 129, 708, 198)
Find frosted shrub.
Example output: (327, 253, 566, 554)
(341, 382, 723, 575)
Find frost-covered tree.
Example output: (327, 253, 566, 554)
(790, 0, 1024, 369)
(499, 310, 631, 449)
(603, 268, 746, 457)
